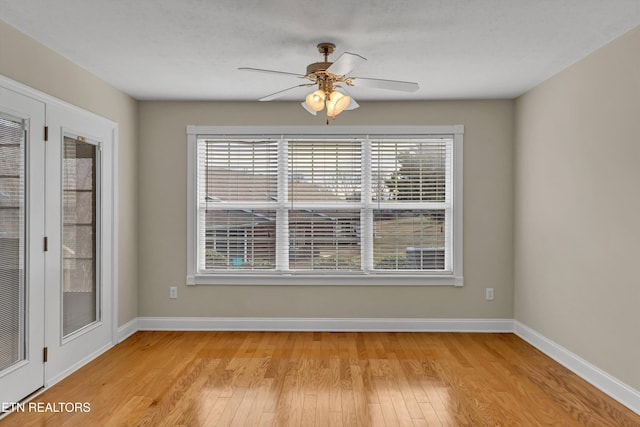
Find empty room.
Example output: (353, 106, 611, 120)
(0, 1, 639, 425)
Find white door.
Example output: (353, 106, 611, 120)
(44, 105, 115, 385)
(0, 87, 46, 403)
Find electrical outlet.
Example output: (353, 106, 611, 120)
(485, 288, 494, 301)
(169, 286, 177, 299)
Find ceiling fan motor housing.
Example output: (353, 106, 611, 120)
(306, 42, 336, 77)
(306, 62, 332, 76)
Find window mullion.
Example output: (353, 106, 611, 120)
(197, 138, 207, 272)
(361, 138, 373, 272)
(275, 137, 289, 271)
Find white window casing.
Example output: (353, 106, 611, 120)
(186, 126, 463, 286)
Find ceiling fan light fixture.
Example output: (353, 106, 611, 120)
(326, 90, 351, 118)
(241, 43, 418, 123)
(305, 89, 326, 111)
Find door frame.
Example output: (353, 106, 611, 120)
(0, 74, 119, 390)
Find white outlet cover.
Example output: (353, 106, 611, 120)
(486, 288, 494, 301)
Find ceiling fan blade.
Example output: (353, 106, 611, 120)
(349, 77, 419, 92)
(238, 67, 307, 78)
(326, 52, 366, 76)
(259, 84, 314, 101)
(346, 97, 359, 111)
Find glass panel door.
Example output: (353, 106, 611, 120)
(44, 104, 114, 386)
(0, 113, 26, 371)
(62, 136, 99, 337)
(0, 85, 45, 405)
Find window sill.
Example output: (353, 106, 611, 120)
(186, 273, 463, 287)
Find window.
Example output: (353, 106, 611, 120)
(187, 126, 463, 286)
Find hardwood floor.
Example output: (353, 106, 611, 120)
(2, 331, 639, 426)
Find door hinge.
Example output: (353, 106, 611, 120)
(44, 236, 48, 252)
(43, 347, 48, 363)
(44, 126, 48, 142)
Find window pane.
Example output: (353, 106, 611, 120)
(373, 210, 445, 270)
(0, 115, 25, 371)
(201, 139, 277, 202)
(204, 210, 276, 270)
(289, 210, 361, 270)
(372, 140, 448, 202)
(62, 137, 98, 336)
(289, 140, 361, 202)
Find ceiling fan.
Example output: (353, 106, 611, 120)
(239, 43, 419, 122)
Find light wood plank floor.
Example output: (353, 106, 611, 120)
(2, 331, 639, 426)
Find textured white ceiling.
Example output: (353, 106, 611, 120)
(1, 0, 639, 101)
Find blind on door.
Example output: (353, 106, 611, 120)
(0, 114, 25, 371)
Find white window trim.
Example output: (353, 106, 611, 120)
(186, 125, 463, 286)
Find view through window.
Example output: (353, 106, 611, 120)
(189, 127, 462, 280)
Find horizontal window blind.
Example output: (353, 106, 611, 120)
(372, 210, 445, 270)
(371, 139, 450, 203)
(288, 210, 361, 271)
(201, 140, 278, 203)
(288, 140, 361, 203)
(0, 114, 25, 371)
(196, 134, 455, 274)
(205, 210, 276, 270)
(199, 139, 278, 270)
(370, 139, 451, 271)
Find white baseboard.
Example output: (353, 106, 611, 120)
(137, 316, 514, 332)
(117, 318, 139, 343)
(513, 321, 640, 415)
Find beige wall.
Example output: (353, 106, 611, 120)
(0, 20, 138, 326)
(515, 27, 640, 390)
(138, 100, 515, 319)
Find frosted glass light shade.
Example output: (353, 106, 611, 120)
(326, 91, 351, 118)
(305, 90, 326, 112)
(301, 101, 318, 115)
